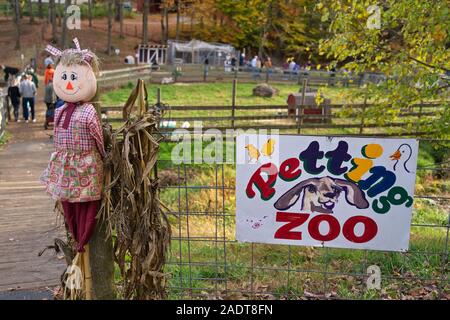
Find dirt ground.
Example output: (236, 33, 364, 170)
(0, 13, 182, 73)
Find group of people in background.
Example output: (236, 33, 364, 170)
(4, 64, 38, 123)
(283, 57, 313, 75)
(2, 55, 59, 124)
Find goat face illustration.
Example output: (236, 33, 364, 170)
(273, 176, 369, 214)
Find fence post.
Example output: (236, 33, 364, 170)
(297, 78, 307, 134)
(89, 96, 116, 300)
(416, 101, 423, 134)
(88, 216, 116, 299)
(203, 64, 207, 82)
(231, 79, 237, 129)
(0, 93, 6, 139)
(156, 87, 161, 107)
(360, 90, 368, 135)
(5, 93, 11, 121)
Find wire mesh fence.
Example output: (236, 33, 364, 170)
(157, 137, 449, 300)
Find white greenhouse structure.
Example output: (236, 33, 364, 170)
(167, 39, 236, 66)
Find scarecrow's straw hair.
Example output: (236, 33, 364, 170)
(58, 50, 100, 75)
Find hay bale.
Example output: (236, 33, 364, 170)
(252, 83, 279, 97)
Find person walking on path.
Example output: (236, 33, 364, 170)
(7, 77, 21, 122)
(44, 55, 54, 68)
(26, 67, 39, 89)
(44, 79, 55, 110)
(251, 56, 258, 68)
(19, 74, 37, 123)
(44, 64, 55, 86)
(44, 79, 56, 130)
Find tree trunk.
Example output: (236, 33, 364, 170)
(107, 0, 113, 55)
(175, 0, 180, 41)
(164, 1, 169, 42)
(50, 0, 57, 43)
(88, 0, 93, 27)
(57, 0, 62, 27)
(190, 4, 194, 37)
(38, 0, 43, 19)
(13, 0, 20, 49)
(60, 0, 71, 48)
(19, 0, 23, 18)
(142, 0, 149, 44)
(114, 0, 120, 21)
(28, 0, 34, 24)
(118, 0, 124, 38)
(160, 0, 166, 44)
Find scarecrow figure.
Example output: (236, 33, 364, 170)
(40, 38, 105, 299)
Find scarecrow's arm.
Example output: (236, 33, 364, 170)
(87, 105, 106, 158)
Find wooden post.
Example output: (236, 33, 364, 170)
(88, 219, 115, 299)
(156, 87, 161, 107)
(203, 64, 207, 82)
(231, 79, 237, 129)
(359, 90, 368, 135)
(5, 95, 11, 121)
(88, 91, 116, 300)
(416, 101, 423, 134)
(297, 79, 307, 134)
(156, 87, 161, 130)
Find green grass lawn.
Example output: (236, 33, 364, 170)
(101, 81, 439, 138)
(101, 82, 360, 107)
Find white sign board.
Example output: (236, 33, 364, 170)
(236, 134, 419, 252)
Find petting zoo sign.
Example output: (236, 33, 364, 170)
(236, 134, 419, 252)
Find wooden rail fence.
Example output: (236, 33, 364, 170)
(102, 101, 446, 137)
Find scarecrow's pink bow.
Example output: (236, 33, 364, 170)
(45, 38, 94, 65)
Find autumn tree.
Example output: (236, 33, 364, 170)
(318, 0, 450, 138)
(188, 0, 324, 60)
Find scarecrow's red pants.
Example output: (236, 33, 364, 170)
(61, 200, 100, 253)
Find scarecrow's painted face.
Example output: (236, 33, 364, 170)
(53, 63, 97, 103)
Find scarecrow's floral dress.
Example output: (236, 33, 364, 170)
(40, 103, 106, 202)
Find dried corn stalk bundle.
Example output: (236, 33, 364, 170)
(102, 79, 171, 299)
